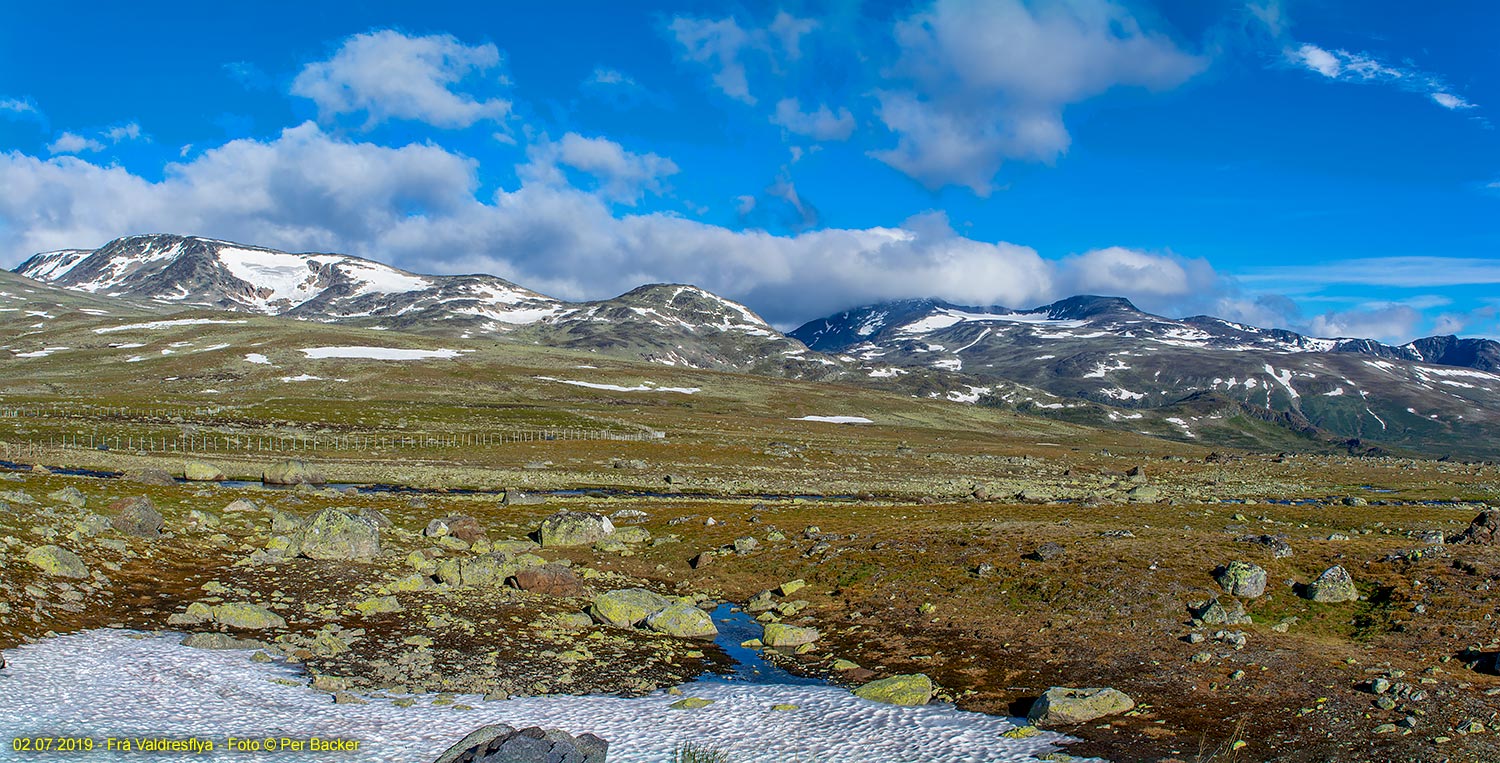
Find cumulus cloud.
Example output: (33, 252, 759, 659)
(0, 123, 1242, 326)
(46, 132, 106, 155)
(1056, 247, 1218, 299)
(523, 133, 679, 205)
(1, 97, 42, 122)
(871, 0, 1204, 195)
(768, 11, 818, 60)
(291, 30, 511, 128)
(103, 122, 142, 142)
(771, 98, 855, 141)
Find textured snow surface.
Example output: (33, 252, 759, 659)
(536, 376, 701, 394)
(0, 630, 1079, 763)
(300, 346, 463, 361)
(94, 319, 247, 334)
(791, 415, 874, 424)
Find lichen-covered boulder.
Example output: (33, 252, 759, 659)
(183, 461, 226, 482)
(538, 511, 614, 547)
(1213, 560, 1268, 598)
(436, 553, 520, 587)
(1306, 565, 1359, 603)
(48, 486, 86, 508)
(292, 507, 380, 560)
(1451, 510, 1500, 544)
(212, 602, 286, 630)
(854, 674, 934, 706)
(762, 622, 820, 647)
(590, 588, 672, 627)
(512, 564, 583, 596)
(26, 545, 88, 578)
(109, 495, 164, 537)
(1190, 597, 1252, 625)
(426, 515, 486, 543)
(644, 603, 718, 639)
(261, 459, 325, 486)
(1028, 687, 1135, 726)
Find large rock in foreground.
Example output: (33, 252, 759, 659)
(539, 511, 614, 547)
(1305, 565, 1359, 603)
(212, 602, 286, 630)
(762, 623, 820, 647)
(644, 603, 719, 638)
(293, 507, 380, 560)
(1213, 560, 1267, 598)
(1028, 686, 1135, 726)
(853, 674, 934, 706)
(26, 545, 89, 578)
(110, 496, 164, 537)
(434, 724, 606, 763)
(590, 588, 672, 627)
(262, 459, 325, 486)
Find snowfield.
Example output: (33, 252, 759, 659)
(300, 346, 464, 361)
(791, 415, 874, 424)
(0, 630, 1080, 763)
(536, 377, 701, 394)
(94, 318, 247, 334)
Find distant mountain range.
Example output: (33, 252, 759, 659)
(14, 234, 1500, 459)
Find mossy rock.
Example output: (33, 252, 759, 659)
(292, 507, 380, 560)
(854, 674, 934, 706)
(354, 596, 403, 615)
(26, 545, 88, 578)
(762, 622, 820, 647)
(1028, 686, 1135, 726)
(539, 511, 615, 547)
(591, 588, 672, 627)
(644, 603, 718, 639)
(669, 697, 715, 709)
(261, 459, 325, 486)
(183, 461, 226, 482)
(212, 602, 286, 630)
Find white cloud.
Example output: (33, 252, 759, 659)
(524, 133, 679, 205)
(1284, 42, 1479, 113)
(1244, 257, 1500, 288)
(47, 132, 105, 154)
(1, 98, 41, 119)
(103, 122, 142, 142)
(771, 98, 856, 141)
(669, 16, 757, 104)
(872, 0, 1204, 195)
(0, 123, 1234, 327)
(1432, 92, 1474, 110)
(668, 11, 820, 105)
(587, 67, 635, 87)
(1309, 305, 1421, 342)
(291, 30, 511, 128)
(1057, 247, 1217, 298)
(768, 11, 818, 60)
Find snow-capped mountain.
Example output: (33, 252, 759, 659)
(14, 234, 836, 377)
(15, 234, 567, 328)
(792, 296, 1500, 459)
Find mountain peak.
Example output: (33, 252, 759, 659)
(1041, 295, 1141, 320)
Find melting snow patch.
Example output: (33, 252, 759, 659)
(946, 386, 991, 404)
(537, 377, 700, 394)
(280, 374, 323, 382)
(1323, 388, 1345, 396)
(12, 347, 67, 358)
(244, 353, 271, 365)
(300, 346, 464, 361)
(791, 416, 874, 424)
(0, 629, 1077, 763)
(867, 367, 907, 378)
(94, 319, 247, 334)
(1083, 359, 1130, 379)
(1164, 417, 1197, 438)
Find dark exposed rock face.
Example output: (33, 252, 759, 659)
(1451, 510, 1500, 545)
(433, 725, 606, 763)
(110, 496, 164, 537)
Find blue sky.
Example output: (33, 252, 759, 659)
(1, 0, 1496, 340)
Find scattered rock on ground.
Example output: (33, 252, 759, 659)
(539, 511, 615, 547)
(644, 603, 719, 639)
(762, 622, 820, 647)
(1305, 565, 1359, 603)
(292, 507, 380, 560)
(853, 674, 934, 706)
(433, 725, 608, 763)
(1214, 560, 1268, 598)
(1451, 510, 1500, 545)
(25, 545, 88, 578)
(512, 564, 582, 596)
(110, 496, 164, 537)
(183, 461, 225, 482)
(262, 459, 325, 486)
(1028, 687, 1136, 726)
(590, 588, 672, 628)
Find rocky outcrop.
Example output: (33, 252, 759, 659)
(1451, 510, 1500, 545)
(434, 725, 607, 763)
